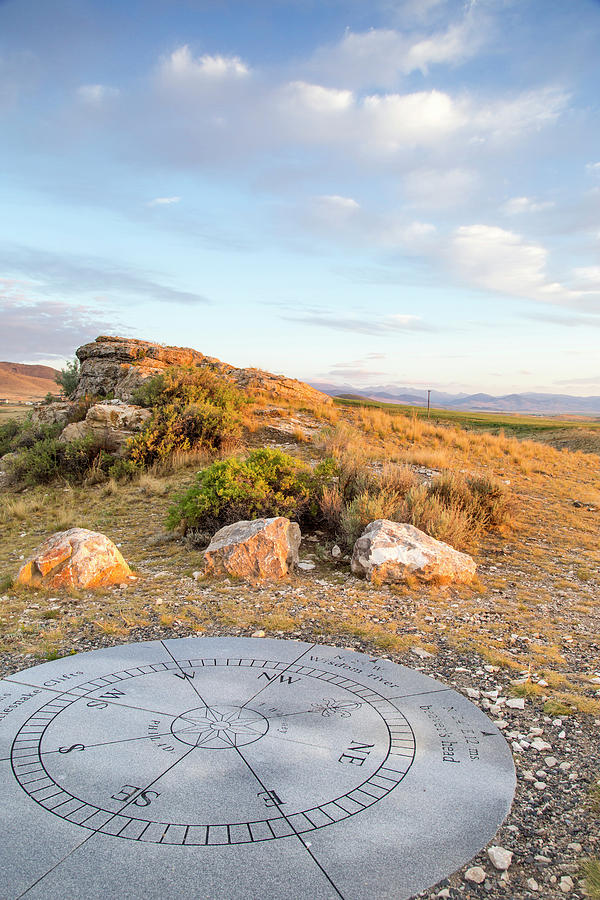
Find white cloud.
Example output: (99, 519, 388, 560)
(448, 224, 578, 304)
(572, 266, 600, 290)
(147, 196, 181, 206)
(158, 46, 250, 86)
(306, 16, 485, 90)
(284, 81, 353, 114)
(404, 167, 478, 209)
(501, 196, 555, 214)
(77, 84, 119, 104)
(474, 88, 568, 140)
(284, 311, 436, 335)
(585, 162, 600, 175)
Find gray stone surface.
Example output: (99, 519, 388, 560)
(0, 637, 516, 899)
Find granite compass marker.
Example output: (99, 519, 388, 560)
(0, 637, 516, 899)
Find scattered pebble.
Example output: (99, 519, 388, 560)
(464, 866, 486, 884)
(487, 846, 513, 871)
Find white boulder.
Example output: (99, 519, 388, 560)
(351, 520, 476, 584)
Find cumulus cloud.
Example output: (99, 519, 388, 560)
(159, 46, 250, 85)
(119, 42, 567, 169)
(306, 16, 486, 89)
(447, 224, 579, 305)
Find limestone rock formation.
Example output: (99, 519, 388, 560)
(58, 400, 151, 455)
(74, 335, 332, 407)
(16, 528, 133, 589)
(202, 517, 301, 581)
(351, 520, 476, 584)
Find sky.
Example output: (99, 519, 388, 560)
(1, 0, 600, 397)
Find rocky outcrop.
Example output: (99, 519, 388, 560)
(16, 528, 133, 589)
(202, 517, 301, 581)
(30, 401, 75, 427)
(58, 400, 151, 455)
(351, 520, 476, 584)
(74, 335, 332, 407)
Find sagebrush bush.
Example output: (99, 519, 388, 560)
(166, 448, 335, 535)
(7, 435, 114, 486)
(0, 418, 62, 456)
(127, 366, 245, 467)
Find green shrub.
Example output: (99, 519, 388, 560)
(7, 436, 114, 486)
(55, 359, 80, 397)
(0, 419, 23, 456)
(127, 366, 246, 467)
(166, 448, 334, 534)
(0, 418, 62, 456)
(108, 458, 142, 482)
(132, 366, 244, 412)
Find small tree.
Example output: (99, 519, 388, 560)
(55, 359, 80, 398)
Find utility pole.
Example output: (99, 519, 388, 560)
(427, 389, 431, 418)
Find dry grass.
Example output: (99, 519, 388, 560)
(0, 397, 598, 729)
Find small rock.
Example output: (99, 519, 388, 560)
(331, 544, 342, 558)
(466, 688, 481, 699)
(487, 846, 513, 870)
(567, 843, 582, 853)
(251, 630, 266, 638)
(526, 878, 539, 891)
(411, 647, 434, 659)
(464, 866, 486, 884)
(559, 875, 574, 893)
(298, 560, 316, 571)
(437, 891, 450, 898)
(506, 698, 525, 710)
(544, 756, 558, 767)
(531, 738, 552, 752)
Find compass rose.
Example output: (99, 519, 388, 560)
(170, 705, 269, 749)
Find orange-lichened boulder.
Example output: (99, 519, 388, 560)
(203, 517, 301, 581)
(17, 528, 133, 589)
(351, 520, 476, 585)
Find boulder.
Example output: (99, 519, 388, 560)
(58, 400, 151, 455)
(74, 335, 332, 407)
(351, 520, 476, 584)
(30, 401, 75, 427)
(202, 517, 301, 581)
(17, 528, 133, 589)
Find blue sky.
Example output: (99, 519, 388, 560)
(1, 0, 600, 395)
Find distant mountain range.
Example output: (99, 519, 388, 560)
(309, 382, 600, 416)
(0, 362, 59, 401)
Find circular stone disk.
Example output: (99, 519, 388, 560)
(0, 637, 515, 899)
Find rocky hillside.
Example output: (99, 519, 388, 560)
(0, 361, 58, 401)
(74, 336, 331, 408)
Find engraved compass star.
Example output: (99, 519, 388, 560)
(175, 707, 267, 747)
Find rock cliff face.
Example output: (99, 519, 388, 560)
(74, 336, 331, 407)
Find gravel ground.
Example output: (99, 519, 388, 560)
(1, 623, 597, 900)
